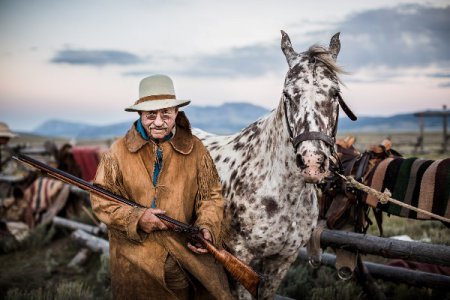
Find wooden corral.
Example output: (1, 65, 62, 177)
(414, 105, 450, 153)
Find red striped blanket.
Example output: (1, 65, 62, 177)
(23, 177, 70, 226)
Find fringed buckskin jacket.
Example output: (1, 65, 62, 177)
(91, 112, 233, 300)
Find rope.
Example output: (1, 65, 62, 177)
(336, 173, 450, 224)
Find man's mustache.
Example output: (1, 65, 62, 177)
(149, 126, 168, 130)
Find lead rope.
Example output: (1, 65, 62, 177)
(335, 173, 450, 224)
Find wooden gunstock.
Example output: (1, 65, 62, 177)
(13, 153, 263, 298)
(195, 234, 262, 298)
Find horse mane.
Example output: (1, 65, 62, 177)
(305, 45, 347, 82)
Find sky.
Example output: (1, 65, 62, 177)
(0, 0, 449, 131)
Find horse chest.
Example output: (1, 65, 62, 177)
(225, 184, 319, 256)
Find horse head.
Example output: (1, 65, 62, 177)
(280, 31, 356, 184)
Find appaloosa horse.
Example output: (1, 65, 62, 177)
(196, 31, 356, 299)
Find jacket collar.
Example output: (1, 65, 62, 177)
(125, 111, 194, 155)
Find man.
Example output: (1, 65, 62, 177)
(0, 122, 18, 174)
(91, 75, 233, 300)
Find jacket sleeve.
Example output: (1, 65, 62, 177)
(194, 145, 225, 246)
(90, 151, 147, 242)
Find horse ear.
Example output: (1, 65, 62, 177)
(281, 30, 296, 67)
(329, 32, 341, 61)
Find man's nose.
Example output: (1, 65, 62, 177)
(153, 114, 164, 126)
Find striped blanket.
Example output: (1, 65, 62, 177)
(365, 157, 450, 220)
(24, 177, 70, 225)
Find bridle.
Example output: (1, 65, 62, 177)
(283, 91, 357, 154)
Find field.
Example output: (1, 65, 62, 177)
(0, 131, 449, 300)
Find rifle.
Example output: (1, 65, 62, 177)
(13, 153, 263, 298)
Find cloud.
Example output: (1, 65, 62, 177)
(123, 43, 285, 78)
(335, 4, 450, 70)
(124, 4, 450, 79)
(184, 4, 450, 77)
(51, 49, 144, 66)
(181, 44, 284, 77)
(429, 73, 450, 78)
(438, 82, 450, 88)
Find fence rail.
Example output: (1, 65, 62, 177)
(320, 229, 450, 267)
(298, 248, 450, 290)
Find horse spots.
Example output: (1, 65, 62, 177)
(214, 154, 221, 163)
(223, 157, 230, 163)
(230, 160, 236, 168)
(233, 142, 245, 150)
(261, 196, 279, 218)
(238, 204, 246, 213)
(230, 170, 238, 184)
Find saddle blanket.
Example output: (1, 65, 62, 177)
(365, 157, 450, 220)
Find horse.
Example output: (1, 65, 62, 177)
(195, 31, 356, 299)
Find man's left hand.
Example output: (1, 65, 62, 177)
(187, 228, 211, 254)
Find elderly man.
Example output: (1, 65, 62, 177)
(91, 75, 233, 300)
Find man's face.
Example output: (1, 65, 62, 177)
(0, 137, 10, 146)
(141, 107, 178, 140)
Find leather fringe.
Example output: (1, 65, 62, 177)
(98, 152, 130, 199)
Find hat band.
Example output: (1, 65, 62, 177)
(135, 94, 176, 105)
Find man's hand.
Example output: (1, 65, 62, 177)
(138, 208, 168, 233)
(187, 228, 212, 254)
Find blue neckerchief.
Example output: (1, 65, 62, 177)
(136, 119, 149, 140)
(135, 119, 173, 208)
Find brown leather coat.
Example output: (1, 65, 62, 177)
(91, 113, 232, 299)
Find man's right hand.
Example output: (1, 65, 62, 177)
(138, 208, 169, 233)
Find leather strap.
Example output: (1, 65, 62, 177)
(283, 98, 336, 150)
(292, 132, 335, 149)
(283, 92, 357, 151)
(337, 93, 357, 121)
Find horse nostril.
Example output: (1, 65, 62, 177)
(319, 158, 327, 172)
(296, 155, 307, 170)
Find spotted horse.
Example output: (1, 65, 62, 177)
(195, 31, 357, 299)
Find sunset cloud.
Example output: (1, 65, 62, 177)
(51, 49, 144, 66)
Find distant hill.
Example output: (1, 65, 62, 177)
(32, 102, 271, 139)
(338, 112, 445, 132)
(32, 103, 446, 139)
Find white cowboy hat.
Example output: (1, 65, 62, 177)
(0, 122, 17, 138)
(125, 74, 190, 112)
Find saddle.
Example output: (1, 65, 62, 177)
(307, 136, 401, 279)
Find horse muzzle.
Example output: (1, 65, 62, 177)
(296, 152, 330, 184)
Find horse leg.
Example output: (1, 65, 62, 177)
(227, 242, 256, 300)
(258, 253, 298, 300)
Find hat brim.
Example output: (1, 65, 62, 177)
(0, 132, 17, 138)
(125, 99, 191, 112)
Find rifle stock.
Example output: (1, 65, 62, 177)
(13, 153, 263, 298)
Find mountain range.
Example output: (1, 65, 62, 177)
(31, 102, 447, 139)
